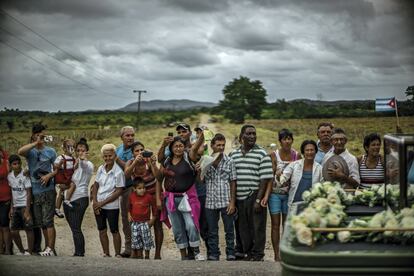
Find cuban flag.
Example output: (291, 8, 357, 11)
(375, 97, 396, 112)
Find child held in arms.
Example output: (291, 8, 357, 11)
(128, 178, 156, 259)
(54, 139, 76, 218)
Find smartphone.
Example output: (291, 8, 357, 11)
(142, 151, 153, 158)
(43, 135, 53, 143)
(168, 132, 173, 137)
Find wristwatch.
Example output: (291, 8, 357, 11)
(255, 198, 261, 204)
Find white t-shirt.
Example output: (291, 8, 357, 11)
(8, 171, 32, 207)
(66, 160, 94, 202)
(54, 154, 75, 169)
(95, 163, 125, 210)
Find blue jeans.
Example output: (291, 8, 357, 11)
(166, 196, 200, 249)
(205, 207, 235, 258)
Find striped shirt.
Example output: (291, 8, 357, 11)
(205, 154, 237, 209)
(359, 155, 384, 188)
(229, 145, 273, 200)
(126, 160, 157, 195)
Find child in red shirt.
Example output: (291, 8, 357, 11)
(128, 178, 156, 259)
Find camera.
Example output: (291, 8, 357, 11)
(142, 151, 153, 158)
(168, 132, 174, 137)
(43, 135, 53, 143)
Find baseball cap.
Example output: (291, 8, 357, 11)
(176, 123, 190, 131)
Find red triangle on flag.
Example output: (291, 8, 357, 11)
(387, 98, 396, 108)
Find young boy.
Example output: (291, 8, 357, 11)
(128, 178, 156, 259)
(7, 155, 34, 255)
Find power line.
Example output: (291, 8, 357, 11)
(0, 8, 136, 91)
(0, 26, 131, 93)
(1, 40, 131, 99)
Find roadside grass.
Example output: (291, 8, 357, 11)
(1, 114, 413, 166)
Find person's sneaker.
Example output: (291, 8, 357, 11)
(39, 247, 56, 257)
(226, 255, 236, 261)
(64, 200, 73, 208)
(187, 248, 195, 260)
(250, 256, 264, 262)
(55, 208, 64, 218)
(194, 253, 206, 261)
(235, 252, 246, 260)
(16, 251, 31, 256)
(207, 255, 219, 261)
(120, 251, 131, 258)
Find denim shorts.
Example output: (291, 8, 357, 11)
(268, 193, 288, 215)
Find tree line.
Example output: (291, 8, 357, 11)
(215, 76, 414, 123)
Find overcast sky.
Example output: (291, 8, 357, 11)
(0, 0, 413, 111)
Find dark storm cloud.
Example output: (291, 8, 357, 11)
(211, 21, 287, 51)
(251, 0, 375, 18)
(54, 49, 87, 63)
(0, 0, 413, 111)
(96, 43, 135, 57)
(1, 0, 124, 18)
(164, 44, 219, 67)
(162, 0, 230, 12)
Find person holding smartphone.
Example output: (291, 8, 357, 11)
(124, 141, 163, 259)
(18, 123, 58, 256)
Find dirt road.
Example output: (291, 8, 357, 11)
(0, 255, 281, 276)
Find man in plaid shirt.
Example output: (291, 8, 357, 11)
(200, 133, 237, 261)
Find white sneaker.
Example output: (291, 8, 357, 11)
(195, 253, 205, 261)
(64, 200, 73, 208)
(40, 247, 56, 256)
(55, 208, 64, 218)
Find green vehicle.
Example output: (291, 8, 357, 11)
(280, 134, 414, 275)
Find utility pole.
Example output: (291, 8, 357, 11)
(133, 90, 147, 131)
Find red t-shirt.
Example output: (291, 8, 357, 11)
(0, 151, 11, 202)
(129, 191, 156, 223)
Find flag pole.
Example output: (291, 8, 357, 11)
(395, 98, 401, 133)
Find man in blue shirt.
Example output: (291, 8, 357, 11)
(315, 122, 334, 164)
(115, 126, 135, 257)
(18, 124, 57, 256)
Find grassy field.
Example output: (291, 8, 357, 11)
(1, 114, 413, 167)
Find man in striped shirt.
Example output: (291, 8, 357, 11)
(229, 125, 273, 261)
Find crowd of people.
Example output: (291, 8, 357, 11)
(0, 121, 387, 261)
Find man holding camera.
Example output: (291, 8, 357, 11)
(18, 123, 58, 256)
(115, 126, 136, 258)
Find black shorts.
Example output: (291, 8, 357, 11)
(33, 190, 56, 228)
(95, 209, 119, 233)
(0, 200, 11, 227)
(10, 207, 33, 230)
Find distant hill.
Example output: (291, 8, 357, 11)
(119, 99, 217, 111)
